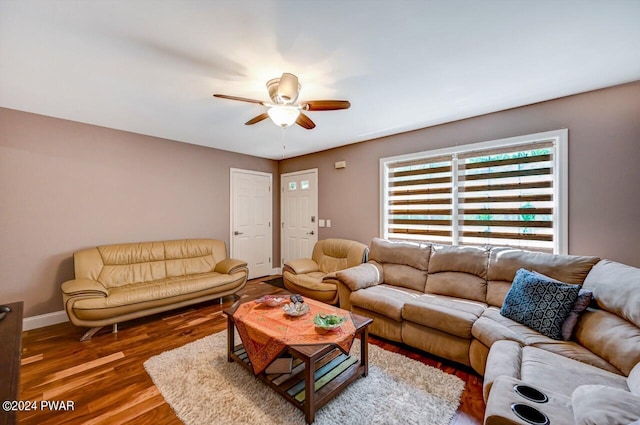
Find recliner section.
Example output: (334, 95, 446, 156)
(336, 237, 640, 424)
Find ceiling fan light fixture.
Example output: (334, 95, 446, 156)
(267, 105, 300, 128)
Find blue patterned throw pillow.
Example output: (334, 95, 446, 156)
(500, 268, 581, 340)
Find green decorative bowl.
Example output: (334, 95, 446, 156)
(313, 313, 347, 331)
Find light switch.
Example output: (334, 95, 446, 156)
(326, 219, 332, 228)
(319, 219, 325, 227)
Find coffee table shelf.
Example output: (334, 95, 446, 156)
(232, 344, 360, 404)
(224, 303, 372, 424)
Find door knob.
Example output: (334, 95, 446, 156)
(306, 231, 315, 235)
(234, 231, 243, 235)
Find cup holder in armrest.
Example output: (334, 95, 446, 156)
(513, 384, 549, 403)
(510, 403, 550, 425)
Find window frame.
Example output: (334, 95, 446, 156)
(379, 129, 568, 254)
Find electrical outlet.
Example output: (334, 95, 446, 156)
(326, 219, 332, 228)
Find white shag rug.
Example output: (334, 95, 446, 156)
(144, 331, 465, 425)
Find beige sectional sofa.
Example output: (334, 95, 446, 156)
(335, 238, 640, 425)
(62, 238, 248, 341)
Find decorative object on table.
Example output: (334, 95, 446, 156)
(255, 295, 288, 307)
(282, 301, 310, 317)
(144, 331, 465, 425)
(289, 294, 304, 303)
(313, 313, 348, 331)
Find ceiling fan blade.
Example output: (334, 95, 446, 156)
(245, 113, 269, 125)
(303, 100, 351, 111)
(296, 113, 316, 130)
(213, 94, 265, 105)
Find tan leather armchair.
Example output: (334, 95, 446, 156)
(62, 238, 248, 340)
(283, 238, 368, 304)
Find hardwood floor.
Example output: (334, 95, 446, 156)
(17, 277, 484, 425)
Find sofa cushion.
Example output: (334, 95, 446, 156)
(500, 269, 580, 340)
(582, 259, 640, 329)
(426, 244, 489, 302)
(572, 385, 640, 425)
(628, 362, 640, 395)
(369, 238, 431, 271)
(350, 284, 422, 321)
(381, 263, 428, 292)
(369, 238, 430, 292)
(561, 288, 593, 341)
(71, 271, 245, 320)
(402, 294, 486, 338)
(520, 346, 628, 396)
(573, 308, 640, 376)
(473, 307, 621, 374)
(520, 270, 594, 341)
(336, 262, 383, 291)
(93, 239, 224, 288)
(486, 247, 599, 307)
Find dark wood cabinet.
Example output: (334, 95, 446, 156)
(0, 302, 23, 425)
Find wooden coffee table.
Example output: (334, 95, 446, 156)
(224, 301, 372, 424)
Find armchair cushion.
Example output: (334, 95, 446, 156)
(336, 262, 383, 291)
(284, 258, 320, 275)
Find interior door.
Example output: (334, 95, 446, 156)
(230, 169, 272, 279)
(281, 169, 318, 267)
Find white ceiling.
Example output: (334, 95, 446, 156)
(1, 1, 639, 159)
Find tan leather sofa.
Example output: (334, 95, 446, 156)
(62, 238, 248, 341)
(335, 238, 640, 425)
(282, 238, 368, 304)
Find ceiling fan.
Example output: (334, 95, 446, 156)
(213, 73, 350, 130)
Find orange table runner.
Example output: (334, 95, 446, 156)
(233, 297, 356, 375)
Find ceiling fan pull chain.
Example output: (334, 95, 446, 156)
(281, 126, 286, 159)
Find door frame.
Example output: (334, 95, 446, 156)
(280, 168, 318, 267)
(229, 168, 273, 276)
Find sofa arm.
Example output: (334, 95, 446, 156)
(483, 340, 523, 402)
(215, 258, 248, 275)
(61, 278, 108, 297)
(336, 262, 384, 291)
(283, 258, 319, 275)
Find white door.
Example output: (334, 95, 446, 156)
(281, 169, 318, 266)
(230, 169, 272, 279)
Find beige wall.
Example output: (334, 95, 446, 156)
(3, 81, 639, 318)
(280, 82, 640, 267)
(0, 108, 279, 316)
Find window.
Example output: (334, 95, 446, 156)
(380, 130, 567, 253)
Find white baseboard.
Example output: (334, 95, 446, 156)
(23, 310, 68, 331)
(272, 267, 282, 275)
